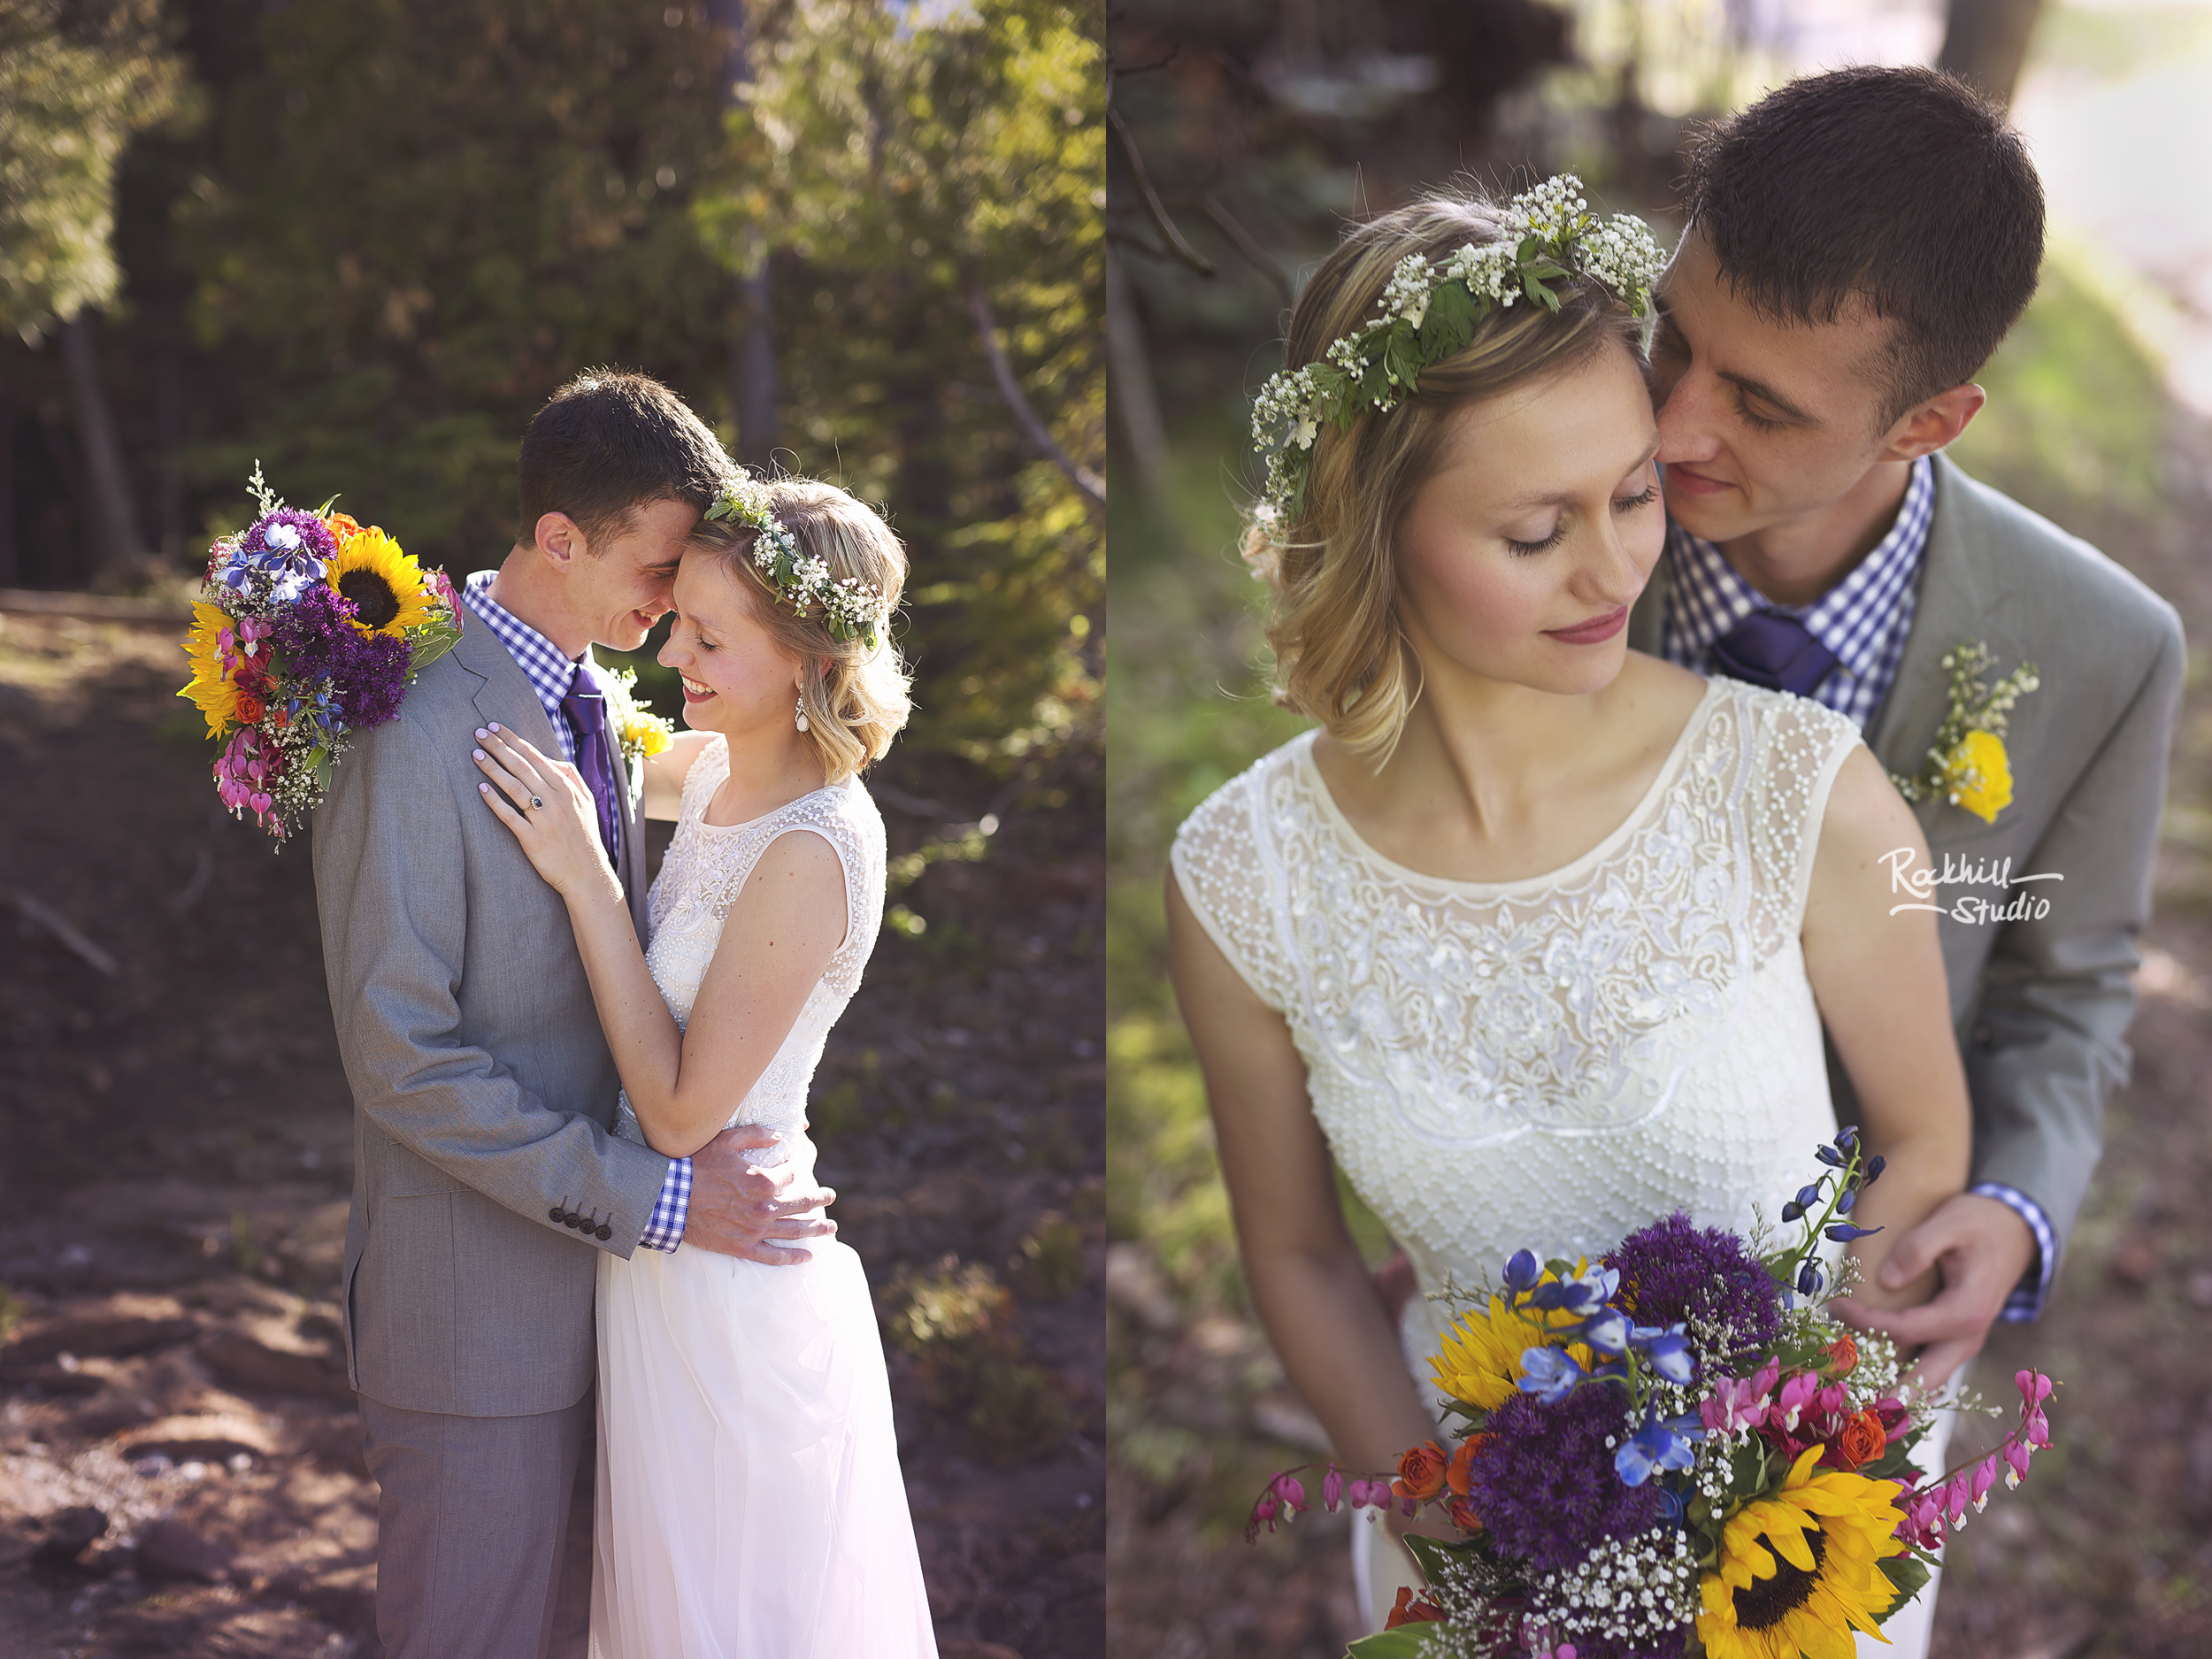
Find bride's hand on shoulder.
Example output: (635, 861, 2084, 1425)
(472, 725, 621, 903)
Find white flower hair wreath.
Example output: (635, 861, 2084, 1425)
(703, 475, 887, 652)
(1250, 174, 1669, 534)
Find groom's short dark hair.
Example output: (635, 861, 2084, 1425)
(517, 369, 732, 550)
(1680, 65, 2044, 426)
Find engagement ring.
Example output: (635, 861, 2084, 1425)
(530, 795, 543, 810)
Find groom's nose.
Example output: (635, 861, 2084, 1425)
(1652, 369, 1723, 467)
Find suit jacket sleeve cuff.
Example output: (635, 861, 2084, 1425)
(1970, 1181, 2056, 1320)
(637, 1156, 692, 1253)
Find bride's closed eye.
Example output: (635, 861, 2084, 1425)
(1503, 480, 1660, 557)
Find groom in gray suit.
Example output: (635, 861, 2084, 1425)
(1630, 66, 2185, 1383)
(312, 370, 835, 1657)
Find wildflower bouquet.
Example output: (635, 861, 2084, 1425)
(1249, 1133, 2059, 1659)
(177, 466, 462, 847)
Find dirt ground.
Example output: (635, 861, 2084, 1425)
(0, 610, 1105, 1658)
(1104, 456, 2212, 1658)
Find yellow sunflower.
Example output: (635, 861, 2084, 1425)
(1429, 1261, 1597, 1411)
(178, 600, 242, 738)
(1697, 1445, 1909, 1659)
(325, 526, 434, 639)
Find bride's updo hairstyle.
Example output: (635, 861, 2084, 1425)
(1251, 189, 1651, 764)
(687, 478, 912, 784)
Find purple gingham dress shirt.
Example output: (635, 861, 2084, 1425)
(464, 572, 688, 1252)
(1657, 458, 2055, 1320)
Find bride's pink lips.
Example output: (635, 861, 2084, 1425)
(680, 678, 717, 703)
(1544, 606, 1629, 646)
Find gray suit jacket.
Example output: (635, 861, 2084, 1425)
(313, 613, 671, 1417)
(1630, 453, 2185, 1268)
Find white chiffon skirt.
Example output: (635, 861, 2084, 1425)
(588, 1189, 938, 1659)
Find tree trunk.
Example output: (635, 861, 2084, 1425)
(709, 0, 778, 470)
(58, 311, 148, 581)
(1104, 247, 1171, 521)
(1937, 0, 2046, 106)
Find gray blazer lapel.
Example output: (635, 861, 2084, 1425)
(455, 611, 565, 757)
(1863, 454, 2029, 783)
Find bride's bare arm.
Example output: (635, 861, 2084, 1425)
(473, 725, 846, 1157)
(1800, 745, 1972, 1321)
(1166, 869, 1439, 1481)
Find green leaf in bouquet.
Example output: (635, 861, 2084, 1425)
(309, 746, 332, 793)
(405, 619, 463, 680)
(1403, 1533, 1472, 1581)
(1875, 1550, 1932, 1620)
(1345, 1627, 1444, 1659)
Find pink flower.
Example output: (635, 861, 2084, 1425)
(1969, 1455, 1999, 1512)
(1768, 1371, 1821, 1434)
(1322, 1466, 1344, 1512)
(2003, 1437, 2033, 1487)
(1701, 1358, 1779, 1433)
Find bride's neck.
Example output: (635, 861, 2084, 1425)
(709, 726, 826, 824)
(1385, 679, 1619, 832)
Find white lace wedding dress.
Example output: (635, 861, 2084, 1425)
(1171, 678, 1944, 1655)
(589, 735, 936, 1659)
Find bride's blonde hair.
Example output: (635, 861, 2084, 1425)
(687, 478, 911, 784)
(1249, 190, 1649, 766)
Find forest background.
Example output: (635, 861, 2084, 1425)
(1106, 1, 2212, 1655)
(0, 2, 1105, 1655)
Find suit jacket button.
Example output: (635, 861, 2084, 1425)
(549, 1207, 565, 1224)
(595, 1225, 612, 1240)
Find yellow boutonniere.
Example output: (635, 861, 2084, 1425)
(1891, 642, 2038, 825)
(601, 665, 675, 808)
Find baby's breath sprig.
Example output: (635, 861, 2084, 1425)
(704, 475, 887, 652)
(1248, 174, 1669, 535)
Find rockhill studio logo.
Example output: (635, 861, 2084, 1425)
(1881, 849, 2062, 924)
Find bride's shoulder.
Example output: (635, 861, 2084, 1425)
(1171, 731, 1316, 854)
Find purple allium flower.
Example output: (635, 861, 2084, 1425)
(1554, 1625, 1687, 1659)
(1463, 1386, 1665, 1573)
(1603, 1212, 1781, 1357)
(272, 584, 410, 729)
(243, 507, 339, 565)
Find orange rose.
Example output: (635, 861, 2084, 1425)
(235, 693, 265, 724)
(326, 511, 365, 543)
(1823, 1407, 1887, 1471)
(1448, 1496, 1484, 1534)
(1825, 1333, 1859, 1377)
(1446, 1433, 1486, 1497)
(1385, 1586, 1447, 1628)
(1393, 1440, 1449, 1504)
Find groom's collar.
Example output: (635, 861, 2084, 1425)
(463, 570, 588, 719)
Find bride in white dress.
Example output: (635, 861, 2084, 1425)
(472, 477, 936, 1658)
(1167, 190, 1970, 1653)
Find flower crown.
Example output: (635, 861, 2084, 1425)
(1250, 174, 1669, 534)
(703, 475, 887, 652)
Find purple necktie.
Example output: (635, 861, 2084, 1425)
(1709, 611, 1839, 698)
(561, 665, 622, 866)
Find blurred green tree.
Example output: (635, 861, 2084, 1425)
(699, 0, 1102, 762)
(0, 0, 188, 578)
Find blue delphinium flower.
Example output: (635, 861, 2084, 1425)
(1518, 1345, 1586, 1405)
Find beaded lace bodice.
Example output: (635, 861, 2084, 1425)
(616, 735, 885, 1164)
(1171, 680, 1863, 1363)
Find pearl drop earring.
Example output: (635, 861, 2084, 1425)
(795, 695, 810, 733)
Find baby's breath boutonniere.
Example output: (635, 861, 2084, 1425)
(1891, 642, 2039, 825)
(601, 664, 673, 810)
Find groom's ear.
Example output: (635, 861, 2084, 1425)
(531, 511, 589, 571)
(1878, 382, 1985, 462)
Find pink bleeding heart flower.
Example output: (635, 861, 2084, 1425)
(2003, 1437, 2032, 1488)
(1270, 1473, 1307, 1517)
(250, 791, 273, 818)
(1970, 1455, 2000, 1512)
(1322, 1466, 1344, 1512)
(2016, 1370, 2054, 1406)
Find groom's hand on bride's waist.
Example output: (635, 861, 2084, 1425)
(682, 1124, 838, 1266)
